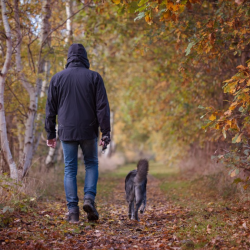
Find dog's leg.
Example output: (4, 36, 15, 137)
(135, 203, 140, 221)
(135, 186, 143, 221)
(140, 191, 147, 214)
(128, 201, 133, 219)
(131, 200, 135, 220)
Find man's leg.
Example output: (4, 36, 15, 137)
(80, 138, 99, 220)
(61, 141, 79, 222)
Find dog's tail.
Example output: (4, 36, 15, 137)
(135, 159, 149, 182)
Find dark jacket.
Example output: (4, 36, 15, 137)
(45, 44, 110, 141)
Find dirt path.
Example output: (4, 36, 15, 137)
(0, 175, 185, 250)
(3, 170, 250, 250)
(94, 175, 184, 249)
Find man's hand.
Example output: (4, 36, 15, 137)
(99, 136, 111, 151)
(47, 138, 57, 148)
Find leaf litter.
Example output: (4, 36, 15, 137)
(1, 175, 250, 249)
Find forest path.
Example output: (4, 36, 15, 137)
(1, 165, 250, 249)
(0, 174, 185, 250)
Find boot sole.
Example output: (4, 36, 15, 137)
(83, 204, 99, 221)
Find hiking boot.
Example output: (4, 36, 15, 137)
(83, 198, 99, 221)
(66, 207, 79, 223)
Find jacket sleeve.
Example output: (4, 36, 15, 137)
(45, 76, 58, 139)
(95, 73, 111, 137)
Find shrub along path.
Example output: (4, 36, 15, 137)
(1, 163, 250, 249)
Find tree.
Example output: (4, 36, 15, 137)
(0, 0, 18, 179)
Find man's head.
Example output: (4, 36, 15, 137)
(66, 43, 90, 69)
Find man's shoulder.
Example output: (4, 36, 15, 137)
(83, 68, 102, 78)
(50, 69, 65, 81)
(87, 69, 103, 81)
(50, 68, 103, 83)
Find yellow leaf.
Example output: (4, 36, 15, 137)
(209, 114, 216, 121)
(236, 65, 247, 71)
(236, 133, 243, 143)
(166, 1, 174, 9)
(172, 4, 179, 11)
(161, 10, 171, 21)
(243, 88, 250, 92)
(231, 119, 240, 131)
(223, 81, 238, 94)
(226, 120, 232, 126)
(230, 169, 237, 177)
(145, 14, 153, 25)
(215, 124, 220, 129)
(229, 101, 238, 110)
(223, 79, 233, 83)
(112, 0, 120, 4)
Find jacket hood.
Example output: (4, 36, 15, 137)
(65, 44, 90, 69)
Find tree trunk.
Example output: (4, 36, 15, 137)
(0, 0, 18, 179)
(13, 0, 39, 178)
(65, 0, 73, 44)
(45, 0, 73, 166)
(14, 0, 52, 178)
(107, 111, 115, 157)
(16, 120, 24, 167)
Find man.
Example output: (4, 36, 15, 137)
(45, 44, 110, 222)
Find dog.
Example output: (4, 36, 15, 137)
(125, 159, 148, 221)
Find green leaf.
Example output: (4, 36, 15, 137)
(134, 12, 145, 21)
(128, 1, 139, 13)
(233, 177, 242, 184)
(232, 133, 239, 143)
(185, 41, 195, 56)
(239, 106, 244, 112)
(244, 149, 249, 155)
(3, 206, 10, 213)
(138, 0, 148, 7)
(135, 5, 147, 13)
(198, 105, 206, 109)
(229, 168, 239, 177)
(222, 129, 226, 139)
(157, 8, 166, 16)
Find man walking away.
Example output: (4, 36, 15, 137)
(45, 44, 110, 222)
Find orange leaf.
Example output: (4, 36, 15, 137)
(209, 114, 216, 121)
(229, 101, 238, 111)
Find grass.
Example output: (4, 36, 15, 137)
(113, 161, 178, 177)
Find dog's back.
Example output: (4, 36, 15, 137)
(125, 159, 149, 220)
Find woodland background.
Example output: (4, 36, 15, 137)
(1, 0, 250, 248)
(1, 0, 250, 184)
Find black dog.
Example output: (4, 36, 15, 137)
(125, 159, 148, 221)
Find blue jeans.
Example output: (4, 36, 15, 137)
(61, 138, 98, 209)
